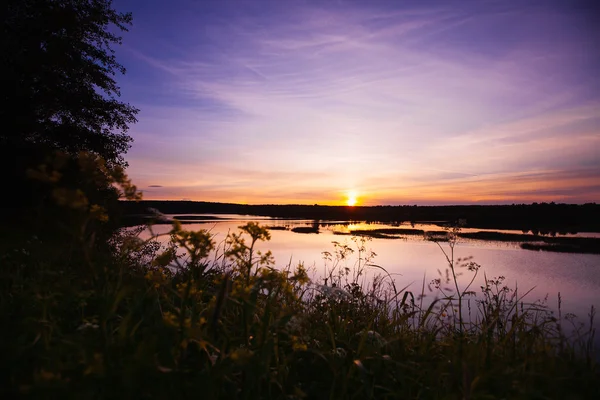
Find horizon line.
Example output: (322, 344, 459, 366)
(121, 199, 598, 207)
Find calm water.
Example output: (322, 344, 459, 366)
(143, 214, 600, 333)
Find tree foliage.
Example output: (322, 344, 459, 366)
(2, 0, 138, 167)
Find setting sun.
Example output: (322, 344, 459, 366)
(346, 191, 358, 206)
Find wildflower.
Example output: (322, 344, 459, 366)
(152, 249, 175, 268)
(52, 188, 89, 210)
(293, 342, 308, 351)
(229, 348, 254, 364)
(84, 353, 104, 376)
(162, 312, 179, 328)
(356, 330, 387, 349)
(286, 316, 302, 332)
(90, 204, 109, 222)
(333, 347, 347, 358)
(291, 335, 307, 351)
(38, 369, 61, 381)
(171, 219, 182, 234)
(121, 236, 143, 251)
(26, 165, 62, 183)
(316, 284, 351, 299)
(209, 354, 218, 365)
(77, 322, 99, 331)
(292, 264, 310, 286)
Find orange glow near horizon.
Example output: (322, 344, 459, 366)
(346, 191, 358, 206)
(133, 163, 600, 205)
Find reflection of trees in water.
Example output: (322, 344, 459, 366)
(291, 221, 320, 234)
(121, 201, 600, 234)
(523, 229, 578, 236)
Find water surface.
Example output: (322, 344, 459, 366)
(143, 214, 600, 334)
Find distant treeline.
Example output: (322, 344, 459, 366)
(120, 201, 600, 233)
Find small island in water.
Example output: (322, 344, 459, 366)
(121, 200, 600, 254)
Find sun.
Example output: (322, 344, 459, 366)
(346, 191, 358, 206)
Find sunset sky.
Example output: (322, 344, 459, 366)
(114, 0, 600, 205)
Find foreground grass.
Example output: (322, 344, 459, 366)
(1, 213, 598, 399)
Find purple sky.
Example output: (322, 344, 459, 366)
(113, 0, 600, 205)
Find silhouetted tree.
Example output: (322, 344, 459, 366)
(2, 0, 138, 167)
(1, 0, 138, 233)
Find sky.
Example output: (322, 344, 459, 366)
(113, 0, 600, 205)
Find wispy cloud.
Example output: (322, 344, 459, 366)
(119, 0, 600, 204)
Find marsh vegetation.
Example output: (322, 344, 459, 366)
(2, 168, 599, 398)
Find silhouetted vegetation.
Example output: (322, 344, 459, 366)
(356, 229, 600, 254)
(291, 226, 320, 234)
(367, 228, 427, 235)
(520, 240, 600, 254)
(172, 215, 224, 221)
(5, 198, 599, 398)
(3, 0, 138, 166)
(345, 230, 402, 239)
(2, 0, 138, 235)
(351, 228, 426, 236)
(331, 228, 600, 254)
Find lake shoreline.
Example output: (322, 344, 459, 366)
(122, 213, 600, 255)
(119, 200, 600, 233)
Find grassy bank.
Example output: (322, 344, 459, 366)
(2, 213, 599, 399)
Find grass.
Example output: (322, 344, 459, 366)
(2, 215, 599, 399)
(2, 155, 598, 398)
